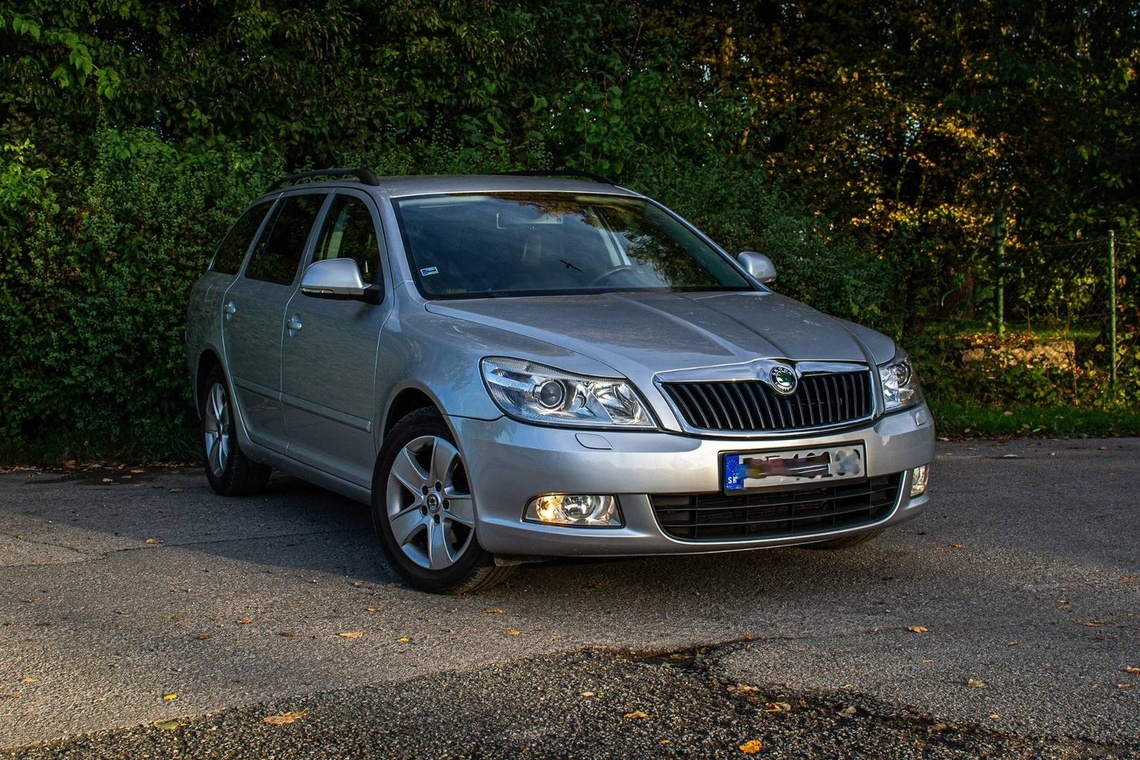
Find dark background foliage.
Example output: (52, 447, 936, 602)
(2, 0, 1137, 460)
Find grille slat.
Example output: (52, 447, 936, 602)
(662, 370, 873, 433)
(652, 475, 900, 541)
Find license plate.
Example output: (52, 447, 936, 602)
(723, 443, 866, 491)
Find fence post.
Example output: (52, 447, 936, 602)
(986, 209, 1007, 335)
(1109, 230, 1117, 390)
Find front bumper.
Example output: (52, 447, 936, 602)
(452, 402, 935, 557)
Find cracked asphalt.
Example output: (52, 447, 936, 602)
(1, 439, 1137, 757)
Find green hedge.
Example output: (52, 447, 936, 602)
(1, 130, 896, 463)
(0, 129, 279, 461)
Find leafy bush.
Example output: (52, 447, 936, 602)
(640, 165, 898, 333)
(0, 129, 279, 460)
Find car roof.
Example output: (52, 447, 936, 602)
(271, 173, 644, 200)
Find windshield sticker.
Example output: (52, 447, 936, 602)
(420, 267, 439, 277)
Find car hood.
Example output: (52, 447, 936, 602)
(424, 290, 897, 378)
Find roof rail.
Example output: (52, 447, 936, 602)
(270, 168, 381, 190)
(502, 169, 617, 185)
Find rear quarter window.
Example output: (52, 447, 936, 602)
(210, 200, 274, 275)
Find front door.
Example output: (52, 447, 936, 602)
(281, 191, 390, 487)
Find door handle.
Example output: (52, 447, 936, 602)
(287, 315, 303, 336)
(223, 301, 237, 320)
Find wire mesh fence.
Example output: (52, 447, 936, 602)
(974, 232, 1138, 404)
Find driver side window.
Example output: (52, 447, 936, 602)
(313, 194, 383, 285)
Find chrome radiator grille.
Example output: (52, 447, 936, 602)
(660, 370, 873, 433)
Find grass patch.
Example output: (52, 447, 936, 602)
(929, 399, 1140, 439)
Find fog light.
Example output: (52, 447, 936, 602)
(526, 494, 621, 526)
(909, 465, 930, 497)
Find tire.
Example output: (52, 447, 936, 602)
(372, 408, 513, 594)
(800, 529, 885, 551)
(200, 365, 271, 496)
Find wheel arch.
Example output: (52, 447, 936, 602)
(381, 387, 441, 441)
(193, 349, 224, 419)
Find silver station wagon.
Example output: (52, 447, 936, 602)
(186, 169, 935, 593)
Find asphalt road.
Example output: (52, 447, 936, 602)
(0, 439, 1137, 757)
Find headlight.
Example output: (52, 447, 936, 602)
(481, 357, 655, 428)
(879, 354, 923, 411)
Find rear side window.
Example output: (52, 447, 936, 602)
(245, 193, 326, 285)
(210, 201, 273, 274)
(312, 194, 383, 284)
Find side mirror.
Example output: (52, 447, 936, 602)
(300, 258, 369, 299)
(737, 251, 776, 284)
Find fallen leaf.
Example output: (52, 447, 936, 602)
(1082, 620, 1105, 627)
(338, 631, 363, 639)
(1123, 666, 1140, 675)
(396, 636, 412, 643)
(838, 706, 857, 718)
(1122, 575, 1137, 584)
(506, 629, 521, 636)
(625, 710, 649, 720)
(739, 739, 763, 754)
(1118, 684, 1134, 690)
(153, 720, 184, 731)
(730, 684, 761, 694)
(990, 714, 1001, 720)
(1008, 640, 1020, 646)
(263, 710, 307, 726)
(580, 691, 595, 698)
(483, 608, 505, 614)
(20, 678, 35, 684)
(907, 626, 929, 634)
(235, 618, 253, 625)
(967, 678, 987, 688)
(145, 538, 163, 545)
(195, 634, 210, 641)
(762, 702, 792, 713)
(169, 488, 184, 494)
(162, 693, 178, 701)
(101, 478, 113, 483)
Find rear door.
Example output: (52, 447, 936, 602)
(221, 192, 327, 451)
(281, 190, 390, 487)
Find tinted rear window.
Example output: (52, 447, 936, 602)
(245, 194, 326, 285)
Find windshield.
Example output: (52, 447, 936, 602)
(392, 193, 753, 298)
